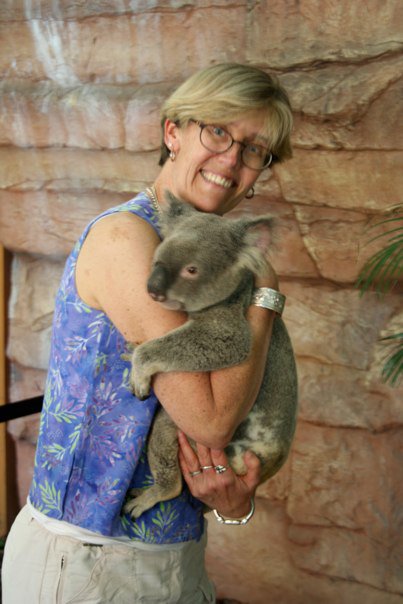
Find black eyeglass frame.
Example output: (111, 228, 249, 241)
(190, 119, 273, 170)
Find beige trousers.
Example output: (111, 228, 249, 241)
(2, 506, 215, 604)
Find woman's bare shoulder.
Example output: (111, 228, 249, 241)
(75, 210, 163, 333)
(84, 210, 160, 251)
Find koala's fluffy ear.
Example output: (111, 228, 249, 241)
(160, 191, 197, 236)
(237, 216, 274, 276)
(243, 216, 273, 252)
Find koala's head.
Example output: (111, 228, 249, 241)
(147, 193, 274, 312)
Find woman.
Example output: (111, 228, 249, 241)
(2, 63, 293, 603)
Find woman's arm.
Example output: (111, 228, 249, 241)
(76, 211, 277, 449)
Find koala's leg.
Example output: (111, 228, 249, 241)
(225, 318, 298, 484)
(226, 439, 288, 480)
(124, 408, 182, 519)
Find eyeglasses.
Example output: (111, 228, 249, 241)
(191, 120, 273, 170)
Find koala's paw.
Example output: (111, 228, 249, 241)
(130, 369, 152, 400)
(229, 453, 247, 476)
(123, 498, 143, 519)
(124, 500, 149, 520)
(123, 489, 159, 519)
(121, 342, 137, 363)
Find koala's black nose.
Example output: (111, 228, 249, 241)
(147, 264, 170, 302)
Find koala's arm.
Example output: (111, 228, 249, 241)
(76, 212, 276, 449)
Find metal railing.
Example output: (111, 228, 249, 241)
(0, 396, 43, 423)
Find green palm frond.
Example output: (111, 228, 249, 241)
(356, 207, 403, 296)
(356, 205, 403, 387)
(380, 333, 403, 387)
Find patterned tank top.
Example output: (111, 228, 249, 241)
(29, 192, 204, 544)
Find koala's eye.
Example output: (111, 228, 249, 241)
(180, 265, 199, 279)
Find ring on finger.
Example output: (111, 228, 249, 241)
(214, 465, 229, 475)
(201, 465, 214, 471)
(190, 469, 203, 477)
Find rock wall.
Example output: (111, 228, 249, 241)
(1, 1, 402, 602)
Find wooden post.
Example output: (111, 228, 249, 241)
(0, 243, 7, 536)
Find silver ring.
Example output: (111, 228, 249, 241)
(190, 469, 203, 477)
(201, 465, 214, 470)
(214, 465, 228, 475)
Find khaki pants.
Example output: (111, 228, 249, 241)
(2, 506, 215, 603)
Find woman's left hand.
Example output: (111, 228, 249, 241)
(178, 430, 261, 518)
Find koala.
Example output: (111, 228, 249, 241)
(124, 195, 298, 519)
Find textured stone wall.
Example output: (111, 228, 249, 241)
(1, 1, 402, 602)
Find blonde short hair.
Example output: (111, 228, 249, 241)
(159, 63, 293, 166)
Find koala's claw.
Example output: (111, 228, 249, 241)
(130, 372, 152, 400)
(123, 489, 148, 519)
(124, 490, 159, 519)
(123, 498, 143, 519)
(136, 389, 150, 401)
(121, 343, 137, 361)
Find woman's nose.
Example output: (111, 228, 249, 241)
(219, 142, 243, 167)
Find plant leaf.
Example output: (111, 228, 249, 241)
(356, 206, 403, 387)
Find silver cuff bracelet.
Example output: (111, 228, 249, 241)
(251, 287, 285, 316)
(213, 497, 255, 526)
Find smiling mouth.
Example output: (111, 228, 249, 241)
(201, 170, 234, 189)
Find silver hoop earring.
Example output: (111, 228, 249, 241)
(245, 187, 255, 199)
(169, 150, 176, 161)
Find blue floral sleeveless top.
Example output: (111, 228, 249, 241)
(29, 192, 204, 544)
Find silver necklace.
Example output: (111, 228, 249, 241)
(146, 185, 160, 214)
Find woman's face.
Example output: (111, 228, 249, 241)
(164, 110, 269, 215)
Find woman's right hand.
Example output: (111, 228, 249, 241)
(254, 256, 279, 290)
(178, 431, 261, 519)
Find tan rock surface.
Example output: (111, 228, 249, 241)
(281, 282, 401, 369)
(293, 204, 401, 283)
(206, 499, 403, 604)
(297, 358, 403, 431)
(7, 412, 41, 449)
(247, 0, 403, 67)
(0, 80, 170, 150)
(9, 364, 47, 405)
(0, 190, 131, 255)
(288, 422, 401, 528)
(7, 254, 65, 370)
(287, 422, 402, 592)
(0, 0, 233, 20)
(275, 149, 403, 211)
(0, 147, 159, 192)
(288, 521, 403, 601)
(256, 455, 293, 502)
(0, 9, 247, 84)
(289, 65, 403, 151)
(283, 55, 403, 123)
(207, 501, 302, 603)
(10, 439, 37, 510)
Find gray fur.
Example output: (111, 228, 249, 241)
(124, 195, 298, 519)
